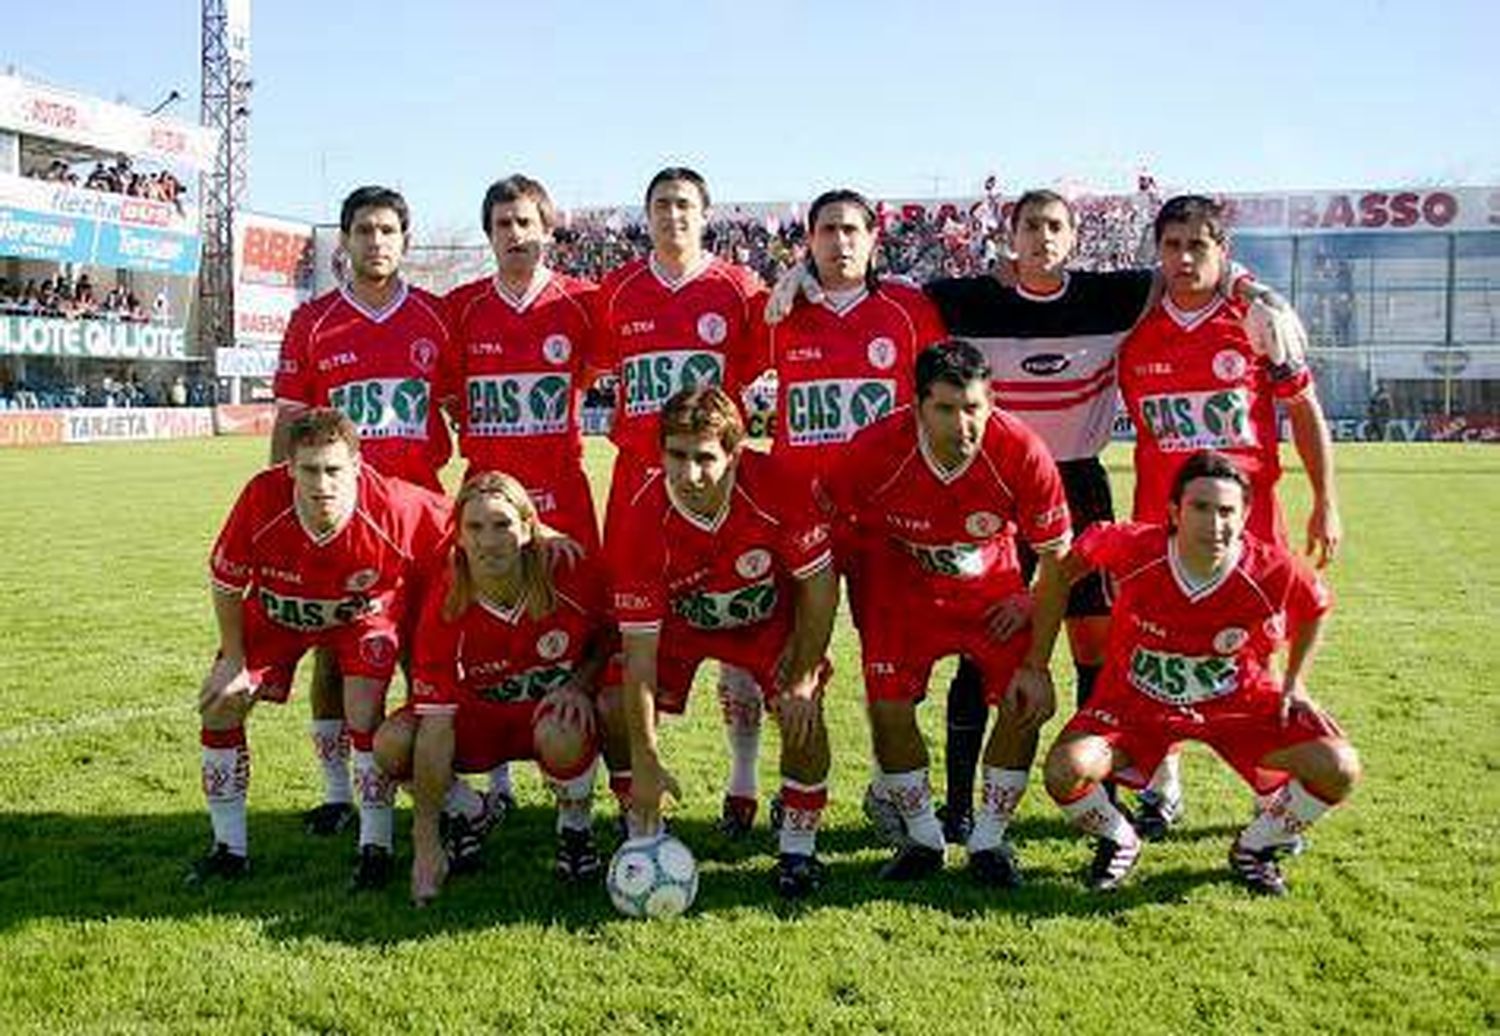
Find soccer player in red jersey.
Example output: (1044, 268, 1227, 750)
(271, 186, 460, 841)
(759, 189, 948, 497)
(1043, 450, 1361, 895)
(190, 409, 450, 889)
(609, 388, 838, 898)
(444, 175, 603, 552)
(1118, 195, 1341, 834)
(372, 472, 615, 905)
(595, 168, 772, 836)
(828, 340, 1072, 886)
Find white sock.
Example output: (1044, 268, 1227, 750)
(880, 768, 944, 850)
(310, 719, 352, 805)
(777, 779, 827, 857)
(550, 761, 598, 833)
(1059, 783, 1138, 846)
(1239, 780, 1332, 850)
(353, 749, 394, 849)
(967, 767, 1029, 853)
(718, 664, 763, 799)
(444, 777, 487, 821)
(202, 740, 249, 855)
(487, 764, 513, 800)
(1147, 752, 1182, 803)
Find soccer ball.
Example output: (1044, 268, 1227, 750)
(606, 834, 699, 919)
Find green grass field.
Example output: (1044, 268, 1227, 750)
(0, 438, 1496, 1034)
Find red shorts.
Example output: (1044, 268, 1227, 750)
(860, 606, 1032, 706)
(397, 701, 537, 774)
(464, 461, 601, 555)
(651, 627, 783, 716)
(1061, 684, 1343, 795)
(242, 606, 400, 704)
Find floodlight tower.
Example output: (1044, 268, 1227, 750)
(199, 0, 251, 353)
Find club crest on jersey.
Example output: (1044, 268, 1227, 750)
(736, 548, 773, 580)
(536, 629, 570, 661)
(359, 632, 397, 670)
(867, 337, 897, 370)
(697, 312, 728, 345)
(1213, 349, 1248, 382)
(542, 334, 572, 365)
(410, 338, 438, 373)
(965, 511, 1003, 537)
(1263, 614, 1286, 641)
(1213, 626, 1249, 654)
(345, 568, 379, 593)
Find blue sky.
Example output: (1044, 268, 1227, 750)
(5, 0, 1497, 234)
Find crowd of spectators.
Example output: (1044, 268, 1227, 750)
(0, 274, 154, 322)
(27, 156, 187, 213)
(545, 190, 1159, 284)
(0, 368, 215, 410)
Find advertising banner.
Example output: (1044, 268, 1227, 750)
(214, 347, 279, 378)
(213, 403, 276, 436)
(0, 173, 200, 273)
(232, 212, 313, 345)
(0, 316, 189, 360)
(0, 411, 64, 447)
(59, 407, 212, 445)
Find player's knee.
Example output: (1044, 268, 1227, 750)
(1320, 740, 1362, 801)
(1042, 738, 1094, 801)
(373, 715, 414, 779)
(200, 692, 249, 729)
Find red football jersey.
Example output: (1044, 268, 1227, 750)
(595, 254, 766, 464)
(1074, 521, 1330, 709)
(273, 281, 455, 490)
(409, 552, 610, 714)
(830, 406, 1070, 612)
(765, 282, 947, 488)
(210, 464, 451, 637)
(1118, 296, 1314, 533)
(607, 450, 832, 663)
(444, 269, 599, 487)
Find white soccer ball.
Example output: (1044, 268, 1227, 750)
(606, 833, 699, 919)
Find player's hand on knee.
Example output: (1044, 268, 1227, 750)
(1004, 663, 1055, 729)
(764, 263, 822, 325)
(198, 655, 252, 715)
(1280, 678, 1341, 735)
(985, 593, 1033, 642)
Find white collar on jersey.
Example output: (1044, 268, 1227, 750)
(819, 285, 869, 317)
(476, 586, 527, 624)
(649, 251, 714, 292)
(495, 265, 555, 313)
(1162, 293, 1226, 333)
(1167, 536, 1242, 601)
(665, 466, 736, 534)
(1015, 271, 1070, 303)
(293, 495, 357, 547)
(339, 277, 409, 324)
(491, 266, 552, 312)
(916, 412, 980, 484)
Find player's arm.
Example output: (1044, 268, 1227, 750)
(1286, 392, 1341, 567)
(779, 563, 839, 749)
(1279, 610, 1327, 725)
(1004, 544, 1067, 729)
(621, 628, 679, 832)
(200, 584, 254, 714)
(1245, 298, 1342, 566)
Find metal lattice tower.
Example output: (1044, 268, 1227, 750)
(198, 0, 250, 353)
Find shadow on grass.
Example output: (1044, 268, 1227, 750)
(0, 807, 1232, 943)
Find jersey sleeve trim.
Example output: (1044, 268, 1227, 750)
(792, 551, 834, 581)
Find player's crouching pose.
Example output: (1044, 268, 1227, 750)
(828, 340, 1071, 886)
(1043, 450, 1360, 895)
(373, 472, 618, 905)
(191, 408, 450, 888)
(612, 387, 839, 898)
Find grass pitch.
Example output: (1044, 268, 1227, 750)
(0, 438, 1496, 1034)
